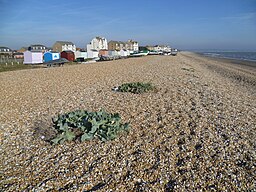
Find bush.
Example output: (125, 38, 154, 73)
(117, 82, 155, 94)
(51, 109, 129, 144)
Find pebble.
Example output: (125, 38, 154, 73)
(0, 53, 255, 191)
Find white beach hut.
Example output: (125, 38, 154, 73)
(87, 49, 99, 59)
(23, 50, 43, 64)
(75, 51, 88, 60)
(108, 50, 118, 57)
(120, 49, 128, 57)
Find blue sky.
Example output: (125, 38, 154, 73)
(0, 0, 255, 51)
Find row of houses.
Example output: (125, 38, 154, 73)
(145, 45, 172, 52)
(1, 37, 174, 64)
(0, 36, 140, 64)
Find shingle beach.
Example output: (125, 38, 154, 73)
(0, 52, 255, 191)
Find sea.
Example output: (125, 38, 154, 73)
(198, 51, 256, 63)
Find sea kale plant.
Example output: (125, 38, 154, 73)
(116, 82, 155, 94)
(51, 109, 129, 144)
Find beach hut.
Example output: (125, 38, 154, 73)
(75, 51, 88, 60)
(23, 50, 43, 64)
(44, 51, 60, 62)
(61, 51, 75, 61)
(13, 52, 24, 59)
(99, 49, 108, 57)
(120, 49, 128, 57)
(87, 49, 99, 59)
(108, 50, 118, 57)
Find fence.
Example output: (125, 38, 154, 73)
(0, 58, 24, 65)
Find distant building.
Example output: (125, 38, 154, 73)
(18, 47, 28, 53)
(108, 41, 126, 51)
(28, 44, 48, 53)
(126, 39, 139, 51)
(108, 40, 139, 51)
(88, 37, 108, 51)
(13, 52, 24, 59)
(23, 50, 43, 64)
(52, 41, 76, 52)
(145, 45, 155, 51)
(0, 46, 13, 59)
(153, 45, 171, 52)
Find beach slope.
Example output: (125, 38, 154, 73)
(0, 52, 255, 191)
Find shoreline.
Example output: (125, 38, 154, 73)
(181, 51, 256, 88)
(193, 51, 256, 67)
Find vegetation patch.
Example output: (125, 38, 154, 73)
(181, 67, 194, 72)
(51, 109, 129, 144)
(115, 82, 155, 94)
(0, 63, 43, 73)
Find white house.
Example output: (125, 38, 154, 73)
(153, 45, 171, 52)
(88, 36, 108, 51)
(28, 44, 48, 53)
(23, 51, 43, 64)
(0, 46, 12, 59)
(52, 41, 76, 52)
(126, 40, 139, 51)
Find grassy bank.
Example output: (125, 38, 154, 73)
(0, 63, 43, 73)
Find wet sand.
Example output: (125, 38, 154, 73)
(0, 52, 255, 191)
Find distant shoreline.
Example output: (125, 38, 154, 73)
(193, 51, 256, 67)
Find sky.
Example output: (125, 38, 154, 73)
(0, 0, 256, 51)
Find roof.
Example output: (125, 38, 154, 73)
(26, 50, 43, 53)
(29, 44, 47, 47)
(61, 50, 74, 53)
(108, 40, 118, 43)
(95, 36, 106, 40)
(19, 47, 28, 51)
(108, 40, 125, 44)
(0, 46, 12, 50)
(56, 41, 74, 45)
(127, 39, 138, 43)
(44, 51, 59, 54)
(13, 52, 23, 55)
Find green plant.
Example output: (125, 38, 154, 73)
(51, 109, 129, 144)
(117, 82, 155, 94)
(181, 67, 194, 72)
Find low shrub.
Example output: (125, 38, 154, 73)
(116, 82, 155, 94)
(51, 109, 129, 144)
(181, 67, 194, 72)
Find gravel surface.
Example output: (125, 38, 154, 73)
(0, 52, 255, 191)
